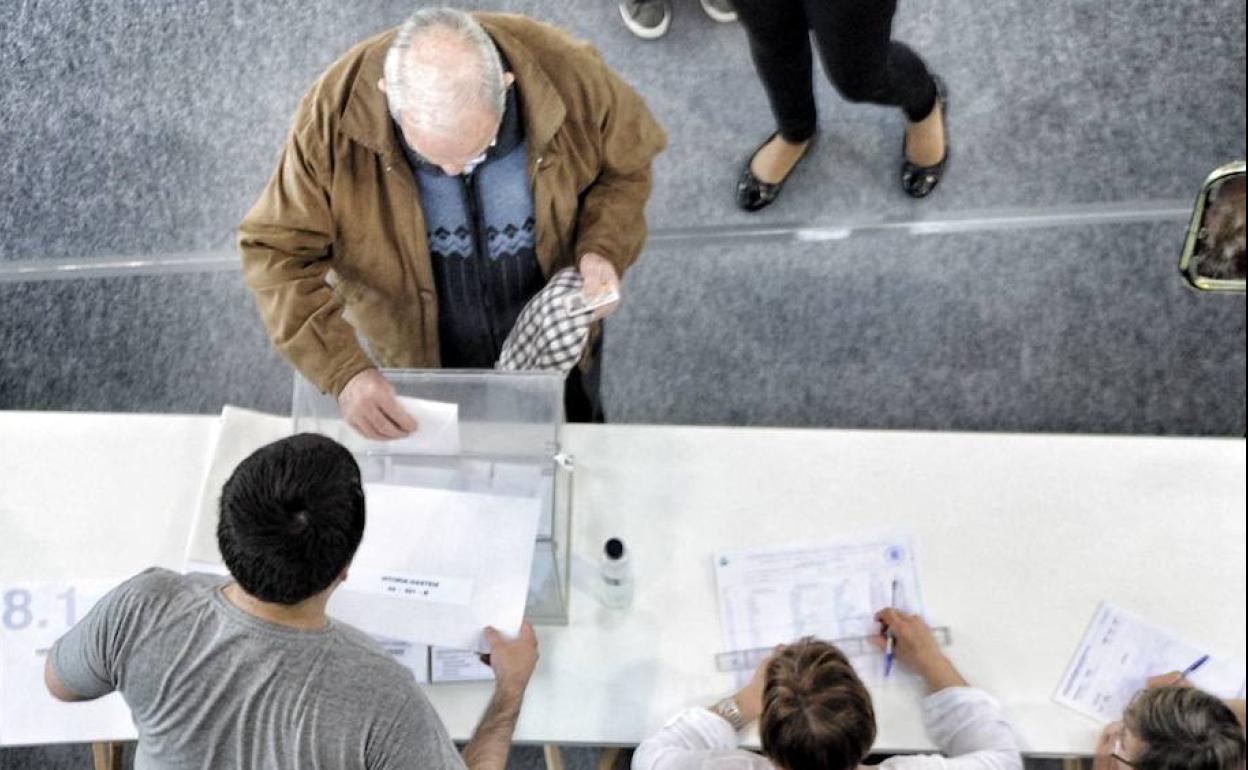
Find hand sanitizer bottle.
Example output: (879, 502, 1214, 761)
(599, 538, 634, 609)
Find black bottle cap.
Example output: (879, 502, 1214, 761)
(604, 538, 625, 559)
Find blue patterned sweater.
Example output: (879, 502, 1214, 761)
(397, 78, 543, 368)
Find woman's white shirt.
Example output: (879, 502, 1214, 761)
(631, 687, 1022, 770)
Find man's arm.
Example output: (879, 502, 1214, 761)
(461, 624, 540, 770)
(571, 51, 667, 279)
(44, 571, 158, 704)
(237, 101, 375, 399)
(43, 655, 90, 702)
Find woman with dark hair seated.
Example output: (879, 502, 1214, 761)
(634, 609, 1021, 770)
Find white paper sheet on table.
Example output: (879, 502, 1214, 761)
(327, 484, 541, 653)
(388, 396, 460, 456)
(185, 407, 293, 569)
(714, 534, 924, 686)
(0, 579, 136, 746)
(1054, 601, 1247, 723)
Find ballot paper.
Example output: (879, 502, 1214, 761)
(185, 407, 293, 569)
(715, 534, 924, 685)
(327, 484, 541, 653)
(0, 579, 136, 745)
(1054, 601, 1247, 723)
(430, 647, 496, 683)
(387, 396, 460, 456)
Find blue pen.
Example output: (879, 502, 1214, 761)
(884, 579, 899, 677)
(1182, 654, 1211, 679)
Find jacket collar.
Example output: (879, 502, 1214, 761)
(339, 16, 567, 162)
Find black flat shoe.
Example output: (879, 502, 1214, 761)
(736, 132, 813, 212)
(901, 76, 950, 199)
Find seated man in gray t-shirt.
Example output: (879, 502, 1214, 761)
(44, 433, 538, 770)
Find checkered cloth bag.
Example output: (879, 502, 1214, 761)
(497, 268, 592, 373)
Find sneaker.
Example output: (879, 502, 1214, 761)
(699, 0, 738, 23)
(619, 0, 672, 40)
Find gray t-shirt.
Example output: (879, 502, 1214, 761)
(50, 568, 467, 770)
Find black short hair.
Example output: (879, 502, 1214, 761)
(217, 433, 365, 605)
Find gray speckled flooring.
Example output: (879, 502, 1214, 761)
(1, 0, 1244, 264)
(2, 219, 1244, 434)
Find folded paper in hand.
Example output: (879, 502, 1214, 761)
(384, 396, 460, 456)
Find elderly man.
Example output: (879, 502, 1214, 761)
(240, 8, 665, 438)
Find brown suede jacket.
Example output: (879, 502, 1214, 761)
(238, 13, 667, 395)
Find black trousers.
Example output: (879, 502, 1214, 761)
(734, 0, 938, 141)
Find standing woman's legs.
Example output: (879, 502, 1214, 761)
(805, 0, 948, 191)
(734, 0, 818, 142)
(734, 0, 822, 208)
(806, 0, 937, 121)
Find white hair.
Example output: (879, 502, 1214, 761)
(383, 8, 506, 139)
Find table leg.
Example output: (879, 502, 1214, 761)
(91, 742, 124, 770)
(543, 744, 566, 770)
(597, 747, 625, 770)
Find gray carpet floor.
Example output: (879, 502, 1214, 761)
(0, 0, 1244, 766)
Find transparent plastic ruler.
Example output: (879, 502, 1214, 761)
(714, 626, 953, 672)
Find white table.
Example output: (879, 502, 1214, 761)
(1, 411, 1244, 757)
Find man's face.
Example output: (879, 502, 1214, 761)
(397, 103, 501, 177)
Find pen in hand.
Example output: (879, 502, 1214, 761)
(1181, 654, 1210, 680)
(884, 579, 899, 677)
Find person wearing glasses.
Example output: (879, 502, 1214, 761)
(239, 7, 665, 435)
(634, 609, 1022, 770)
(1093, 672, 1246, 770)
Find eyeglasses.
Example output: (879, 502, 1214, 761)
(1111, 733, 1137, 767)
(459, 138, 497, 176)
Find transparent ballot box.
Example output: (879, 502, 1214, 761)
(292, 369, 573, 626)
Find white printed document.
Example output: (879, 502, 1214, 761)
(1055, 601, 1247, 723)
(715, 534, 924, 684)
(430, 647, 496, 683)
(327, 484, 541, 653)
(0, 580, 136, 745)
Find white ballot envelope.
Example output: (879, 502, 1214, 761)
(386, 397, 460, 456)
(1055, 601, 1247, 723)
(328, 484, 541, 653)
(0, 579, 137, 745)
